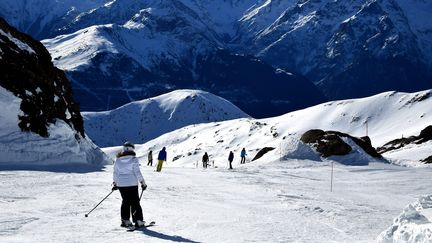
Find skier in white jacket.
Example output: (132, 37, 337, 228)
(113, 142, 147, 228)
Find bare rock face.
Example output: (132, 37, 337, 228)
(0, 17, 84, 138)
(252, 147, 275, 161)
(422, 156, 432, 164)
(377, 125, 432, 154)
(301, 129, 381, 158)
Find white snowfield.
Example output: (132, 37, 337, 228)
(0, 86, 109, 166)
(82, 89, 249, 147)
(0, 161, 431, 242)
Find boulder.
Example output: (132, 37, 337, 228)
(252, 147, 275, 161)
(301, 129, 381, 158)
(422, 156, 432, 164)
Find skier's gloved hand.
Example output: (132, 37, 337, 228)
(112, 182, 118, 191)
(140, 181, 147, 191)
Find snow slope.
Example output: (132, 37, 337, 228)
(101, 89, 432, 168)
(1, 161, 432, 242)
(0, 86, 108, 166)
(82, 90, 249, 147)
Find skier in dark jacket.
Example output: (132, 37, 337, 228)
(113, 142, 147, 228)
(228, 151, 234, 169)
(202, 152, 209, 168)
(147, 150, 153, 166)
(156, 147, 167, 172)
(240, 148, 247, 164)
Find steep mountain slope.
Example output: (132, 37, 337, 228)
(0, 17, 108, 166)
(1, 0, 431, 114)
(42, 21, 325, 117)
(238, 0, 432, 99)
(103, 90, 432, 167)
(82, 89, 249, 147)
(0, 0, 108, 39)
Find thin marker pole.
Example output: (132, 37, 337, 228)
(330, 161, 334, 192)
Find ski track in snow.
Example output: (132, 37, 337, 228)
(0, 161, 431, 242)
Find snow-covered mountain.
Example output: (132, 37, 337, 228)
(0, 17, 109, 166)
(3, 0, 430, 117)
(0, 0, 108, 39)
(102, 89, 432, 167)
(82, 89, 249, 147)
(41, 14, 325, 117)
(238, 0, 432, 99)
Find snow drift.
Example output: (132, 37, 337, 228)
(378, 195, 432, 243)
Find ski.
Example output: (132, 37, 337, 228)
(126, 221, 156, 232)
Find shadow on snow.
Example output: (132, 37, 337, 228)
(0, 163, 106, 173)
(136, 227, 201, 243)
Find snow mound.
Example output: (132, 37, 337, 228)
(378, 195, 432, 243)
(82, 89, 249, 147)
(0, 86, 109, 166)
(283, 136, 322, 161)
(283, 135, 380, 165)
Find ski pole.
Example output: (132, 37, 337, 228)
(132, 188, 145, 216)
(85, 189, 115, 217)
(139, 188, 144, 201)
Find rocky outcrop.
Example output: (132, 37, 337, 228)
(377, 125, 432, 154)
(422, 156, 432, 164)
(0, 17, 84, 138)
(252, 147, 275, 161)
(301, 129, 381, 158)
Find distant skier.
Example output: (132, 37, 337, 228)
(228, 151, 234, 169)
(202, 152, 209, 168)
(113, 142, 147, 228)
(147, 150, 153, 166)
(240, 148, 247, 164)
(156, 147, 167, 172)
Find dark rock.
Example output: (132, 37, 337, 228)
(252, 147, 275, 161)
(300, 129, 326, 144)
(350, 136, 381, 158)
(422, 156, 432, 164)
(301, 129, 381, 158)
(418, 125, 432, 143)
(377, 125, 432, 153)
(315, 134, 352, 157)
(0, 17, 84, 138)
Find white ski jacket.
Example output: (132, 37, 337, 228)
(113, 155, 145, 187)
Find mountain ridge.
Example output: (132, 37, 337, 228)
(1, 0, 430, 116)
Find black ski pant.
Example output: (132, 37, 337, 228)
(228, 160, 233, 169)
(118, 186, 143, 222)
(147, 159, 153, 166)
(241, 156, 246, 164)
